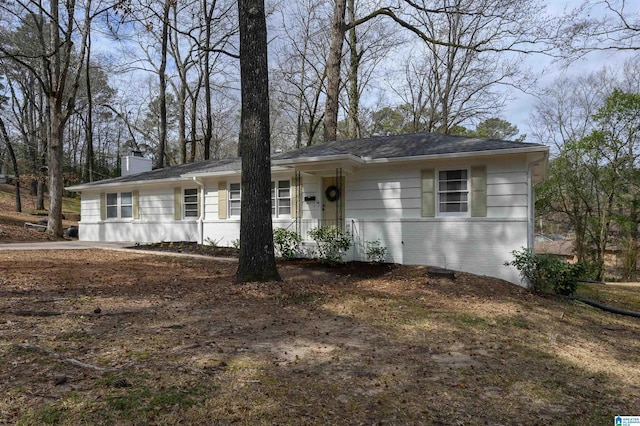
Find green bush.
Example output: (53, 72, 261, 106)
(308, 226, 352, 264)
(365, 239, 387, 263)
(273, 228, 302, 259)
(505, 247, 584, 296)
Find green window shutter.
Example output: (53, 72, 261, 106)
(218, 181, 227, 219)
(174, 187, 182, 220)
(471, 166, 487, 217)
(100, 192, 106, 220)
(421, 169, 435, 217)
(132, 190, 139, 219)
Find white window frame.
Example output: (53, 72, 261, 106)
(183, 188, 199, 218)
(106, 192, 133, 219)
(271, 179, 291, 218)
(229, 183, 242, 217)
(437, 169, 469, 217)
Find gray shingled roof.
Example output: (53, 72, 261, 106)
(68, 157, 241, 189)
(272, 132, 543, 161)
(68, 132, 545, 190)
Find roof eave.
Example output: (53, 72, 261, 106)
(272, 153, 365, 167)
(65, 176, 194, 192)
(184, 165, 290, 178)
(362, 145, 549, 164)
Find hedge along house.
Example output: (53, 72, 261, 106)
(66, 133, 548, 285)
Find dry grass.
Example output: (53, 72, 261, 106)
(576, 282, 640, 312)
(0, 249, 638, 425)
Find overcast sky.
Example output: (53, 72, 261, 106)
(507, 0, 640, 141)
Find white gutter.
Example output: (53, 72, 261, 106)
(66, 176, 194, 192)
(184, 165, 290, 178)
(193, 176, 205, 245)
(271, 146, 549, 168)
(362, 146, 549, 165)
(272, 153, 365, 166)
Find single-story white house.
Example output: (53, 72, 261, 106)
(66, 132, 548, 285)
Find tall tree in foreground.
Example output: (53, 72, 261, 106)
(235, 0, 281, 283)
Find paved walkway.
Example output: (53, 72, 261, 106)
(0, 241, 136, 250)
(0, 240, 238, 262)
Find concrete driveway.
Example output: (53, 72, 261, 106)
(0, 241, 136, 250)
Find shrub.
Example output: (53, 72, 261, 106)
(231, 239, 240, 250)
(273, 228, 302, 259)
(308, 226, 352, 264)
(365, 239, 387, 263)
(505, 247, 584, 296)
(205, 237, 222, 247)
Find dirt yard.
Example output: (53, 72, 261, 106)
(1, 194, 639, 424)
(1, 245, 639, 425)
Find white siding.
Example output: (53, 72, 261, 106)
(345, 157, 529, 221)
(202, 220, 240, 247)
(202, 178, 219, 219)
(79, 193, 101, 222)
(346, 165, 421, 219)
(341, 156, 531, 284)
(78, 183, 198, 243)
(348, 218, 526, 285)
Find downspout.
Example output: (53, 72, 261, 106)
(527, 163, 534, 252)
(193, 177, 204, 245)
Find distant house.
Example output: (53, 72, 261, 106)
(534, 240, 577, 263)
(66, 132, 548, 285)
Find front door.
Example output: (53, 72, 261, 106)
(322, 176, 345, 228)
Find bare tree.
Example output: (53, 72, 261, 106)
(341, 0, 402, 140)
(321, 0, 552, 142)
(0, 0, 120, 235)
(557, 0, 640, 58)
(272, 0, 330, 148)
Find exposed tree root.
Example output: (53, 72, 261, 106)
(8, 310, 61, 317)
(15, 343, 112, 371)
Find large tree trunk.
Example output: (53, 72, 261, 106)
(236, 0, 281, 283)
(0, 117, 21, 212)
(46, 0, 64, 237)
(85, 28, 95, 182)
(202, 0, 214, 160)
(323, 0, 346, 142)
(48, 108, 65, 236)
(189, 79, 200, 162)
(157, 0, 171, 168)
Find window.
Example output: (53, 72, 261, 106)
(438, 169, 468, 215)
(120, 192, 133, 218)
(184, 188, 198, 218)
(229, 183, 241, 216)
(106, 192, 133, 219)
(271, 180, 291, 217)
(106, 193, 118, 218)
(228, 180, 291, 218)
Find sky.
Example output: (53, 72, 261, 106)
(506, 0, 640, 141)
(86, 0, 640, 145)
